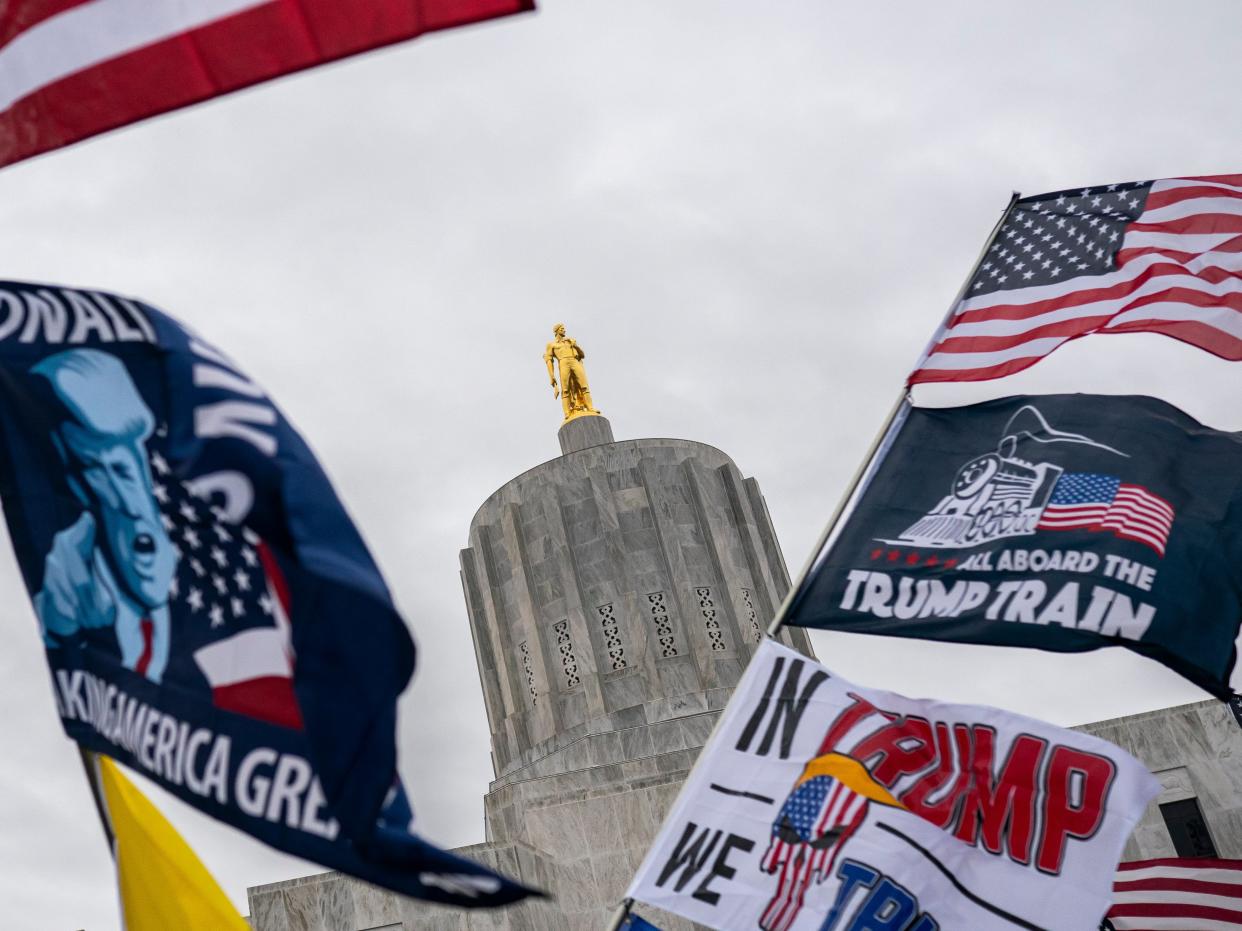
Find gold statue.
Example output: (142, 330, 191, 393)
(544, 323, 600, 422)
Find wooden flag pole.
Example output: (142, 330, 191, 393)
(766, 191, 1022, 639)
(78, 747, 116, 853)
(603, 896, 633, 931)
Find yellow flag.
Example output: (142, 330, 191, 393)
(96, 756, 250, 931)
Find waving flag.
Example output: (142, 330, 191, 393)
(1037, 472, 1175, 556)
(626, 640, 1158, 931)
(94, 753, 251, 931)
(912, 175, 1242, 383)
(0, 279, 535, 907)
(0, 0, 535, 168)
(785, 393, 1242, 700)
(1106, 857, 1242, 929)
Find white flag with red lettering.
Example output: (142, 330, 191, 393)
(627, 640, 1159, 931)
(0, 0, 534, 167)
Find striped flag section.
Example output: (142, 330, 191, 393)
(0, 0, 534, 168)
(1037, 473, 1175, 556)
(911, 175, 1242, 384)
(1107, 857, 1242, 930)
(191, 539, 302, 730)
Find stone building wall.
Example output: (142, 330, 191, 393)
(1073, 698, 1242, 860)
(460, 427, 812, 795)
(247, 419, 814, 930)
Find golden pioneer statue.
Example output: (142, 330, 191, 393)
(544, 323, 600, 422)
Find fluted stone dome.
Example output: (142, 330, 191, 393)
(460, 419, 812, 832)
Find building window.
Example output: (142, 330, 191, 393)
(597, 603, 627, 670)
(1159, 797, 1218, 857)
(646, 591, 678, 657)
(519, 641, 537, 706)
(741, 587, 762, 642)
(552, 619, 581, 689)
(694, 586, 726, 651)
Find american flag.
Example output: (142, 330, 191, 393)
(759, 767, 868, 931)
(151, 449, 303, 731)
(912, 175, 1242, 384)
(1105, 857, 1242, 930)
(0, 0, 534, 169)
(1037, 472, 1174, 557)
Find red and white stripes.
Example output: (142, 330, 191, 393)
(0, 0, 534, 167)
(192, 541, 302, 730)
(912, 176, 1242, 384)
(759, 783, 868, 931)
(1108, 857, 1242, 930)
(1038, 483, 1175, 556)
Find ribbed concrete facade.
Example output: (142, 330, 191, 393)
(1073, 698, 1242, 860)
(248, 417, 813, 930)
(464, 425, 813, 794)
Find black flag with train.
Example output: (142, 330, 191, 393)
(785, 394, 1242, 698)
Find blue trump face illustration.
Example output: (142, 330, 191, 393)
(33, 350, 178, 681)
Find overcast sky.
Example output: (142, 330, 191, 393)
(2, 2, 1241, 927)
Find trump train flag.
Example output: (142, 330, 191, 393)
(911, 175, 1242, 384)
(626, 640, 1158, 931)
(783, 394, 1242, 700)
(95, 754, 250, 931)
(0, 0, 535, 168)
(0, 279, 534, 906)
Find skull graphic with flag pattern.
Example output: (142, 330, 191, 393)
(760, 752, 900, 931)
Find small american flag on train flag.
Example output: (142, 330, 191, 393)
(1037, 472, 1175, 556)
(912, 175, 1242, 383)
(1104, 857, 1242, 930)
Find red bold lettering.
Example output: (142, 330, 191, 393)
(816, 692, 886, 756)
(851, 715, 937, 787)
(902, 722, 973, 829)
(1036, 745, 1115, 874)
(953, 728, 1044, 865)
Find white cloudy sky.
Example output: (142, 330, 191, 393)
(1, 1, 1240, 927)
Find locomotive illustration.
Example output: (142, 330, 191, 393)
(889, 405, 1125, 550)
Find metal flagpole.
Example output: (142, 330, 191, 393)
(767, 190, 1022, 639)
(603, 896, 634, 931)
(78, 747, 116, 854)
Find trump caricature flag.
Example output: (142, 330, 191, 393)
(0, 280, 534, 906)
(785, 394, 1242, 700)
(627, 640, 1158, 931)
(0, 0, 535, 168)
